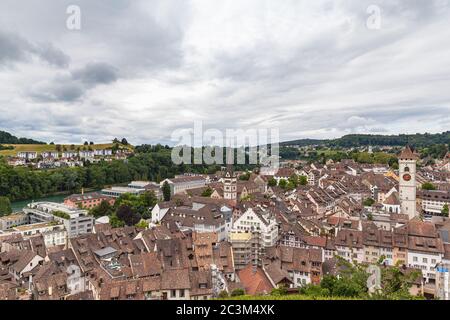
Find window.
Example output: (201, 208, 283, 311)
(413, 257, 418, 262)
(171, 290, 176, 298)
(180, 289, 185, 298)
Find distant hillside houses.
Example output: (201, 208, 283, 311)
(6, 148, 125, 169)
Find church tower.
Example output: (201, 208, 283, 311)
(223, 148, 237, 201)
(398, 146, 418, 220)
(223, 164, 237, 201)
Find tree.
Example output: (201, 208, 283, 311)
(278, 179, 287, 189)
(230, 288, 245, 297)
(363, 198, 375, 207)
(299, 175, 308, 186)
(84, 141, 89, 146)
(442, 204, 449, 217)
(422, 182, 437, 191)
(268, 177, 277, 187)
(141, 191, 158, 208)
(109, 214, 125, 228)
(0, 196, 12, 216)
(299, 283, 330, 298)
(162, 181, 171, 201)
(135, 220, 149, 229)
(201, 187, 213, 197)
(121, 138, 128, 145)
(89, 200, 113, 218)
(299, 256, 423, 300)
(116, 205, 140, 226)
(288, 174, 299, 187)
(55, 144, 62, 152)
(239, 172, 250, 181)
(89, 141, 94, 145)
(271, 286, 288, 296)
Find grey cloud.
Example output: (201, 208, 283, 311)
(29, 81, 84, 102)
(72, 62, 118, 86)
(1, 0, 450, 143)
(28, 62, 118, 102)
(0, 30, 69, 67)
(31, 42, 70, 68)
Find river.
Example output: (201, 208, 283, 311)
(11, 194, 69, 213)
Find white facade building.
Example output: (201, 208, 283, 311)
(232, 207, 278, 248)
(399, 146, 418, 220)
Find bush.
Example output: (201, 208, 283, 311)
(271, 286, 288, 296)
(52, 210, 70, 220)
(230, 288, 245, 297)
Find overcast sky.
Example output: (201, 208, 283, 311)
(0, 0, 449, 145)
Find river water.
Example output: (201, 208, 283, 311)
(11, 194, 68, 213)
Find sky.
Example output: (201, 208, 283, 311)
(0, 0, 450, 146)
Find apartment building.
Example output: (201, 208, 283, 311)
(23, 202, 94, 238)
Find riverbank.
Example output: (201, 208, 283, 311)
(10, 187, 102, 213)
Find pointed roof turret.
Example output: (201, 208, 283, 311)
(398, 145, 419, 160)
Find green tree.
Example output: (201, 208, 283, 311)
(201, 187, 213, 197)
(422, 182, 437, 191)
(218, 290, 229, 298)
(0, 196, 12, 216)
(278, 179, 287, 189)
(89, 200, 113, 218)
(109, 214, 125, 228)
(271, 286, 288, 296)
(135, 220, 149, 229)
(442, 204, 449, 217)
(299, 175, 308, 186)
(162, 181, 171, 201)
(239, 172, 250, 181)
(116, 205, 140, 226)
(363, 198, 375, 207)
(299, 283, 330, 298)
(230, 288, 245, 297)
(288, 174, 299, 187)
(141, 191, 158, 208)
(268, 177, 277, 187)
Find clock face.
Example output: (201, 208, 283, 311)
(403, 174, 411, 181)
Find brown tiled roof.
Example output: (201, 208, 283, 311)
(264, 260, 292, 285)
(383, 192, 400, 205)
(237, 264, 273, 296)
(129, 252, 162, 278)
(161, 268, 190, 290)
(398, 146, 419, 160)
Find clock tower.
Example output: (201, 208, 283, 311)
(398, 146, 418, 220)
(223, 164, 237, 201)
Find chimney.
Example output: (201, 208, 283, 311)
(48, 286, 53, 296)
(81, 188, 84, 195)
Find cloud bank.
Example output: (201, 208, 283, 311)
(0, 0, 449, 145)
